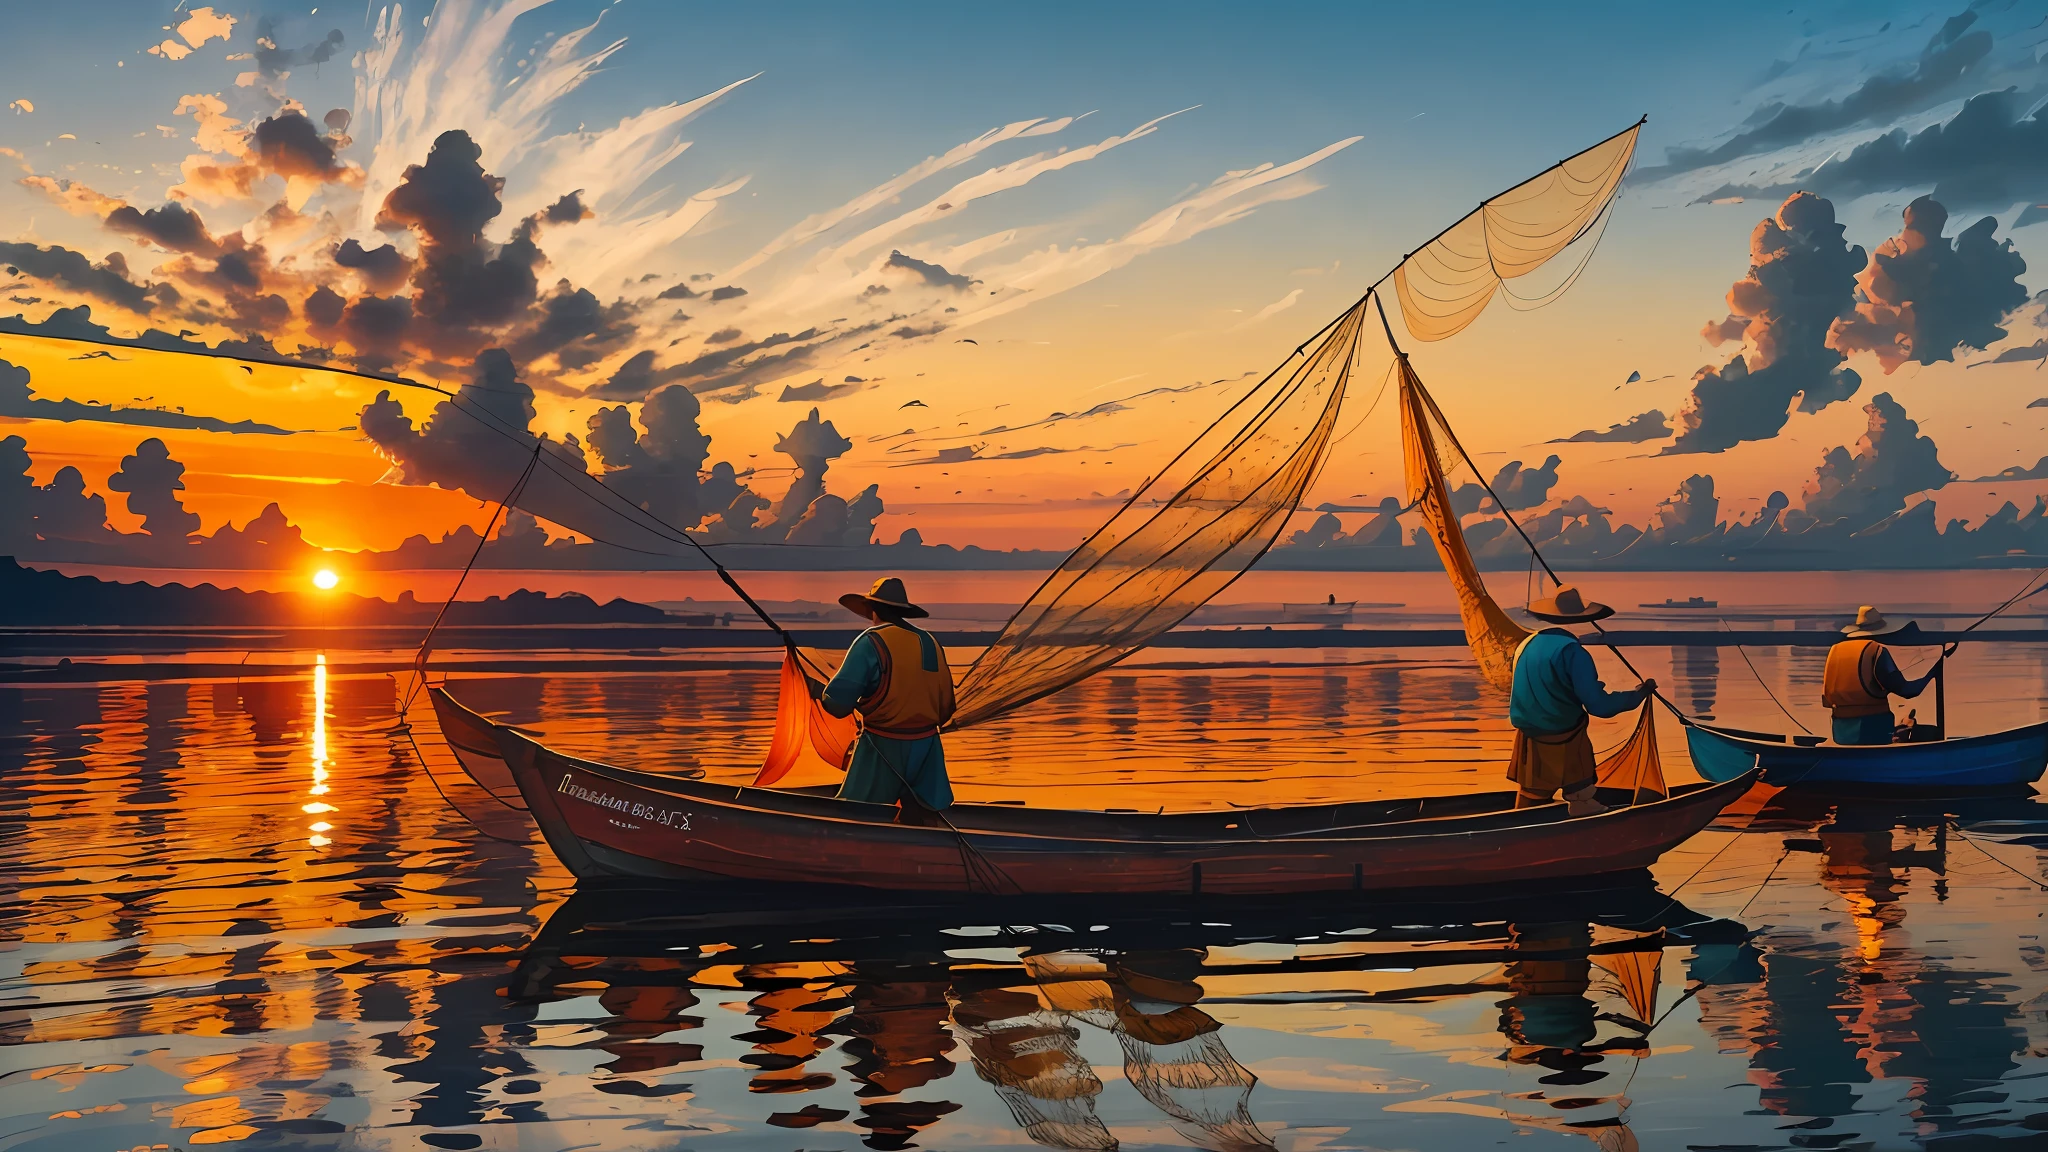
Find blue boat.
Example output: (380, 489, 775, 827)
(1684, 720, 2048, 791)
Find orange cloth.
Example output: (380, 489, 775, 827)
(755, 646, 858, 787)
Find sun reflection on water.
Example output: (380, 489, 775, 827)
(308, 654, 331, 848)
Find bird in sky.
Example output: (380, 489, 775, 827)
(900, 400, 928, 409)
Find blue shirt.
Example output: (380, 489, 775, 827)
(1509, 628, 1647, 735)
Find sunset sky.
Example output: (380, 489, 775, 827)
(3, 0, 2047, 553)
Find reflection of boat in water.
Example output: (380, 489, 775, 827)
(1639, 596, 1717, 609)
(1688, 789, 2048, 1142)
(512, 876, 1734, 1151)
(1685, 718, 2048, 791)
(433, 685, 1754, 893)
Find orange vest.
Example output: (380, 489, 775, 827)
(858, 623, 956, 738)
(1822, 639, 1890, 719)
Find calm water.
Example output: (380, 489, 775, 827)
(6, 625, 2048, 1151)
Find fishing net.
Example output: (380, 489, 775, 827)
(1592, 702, 1668, 803)
(949, 300, 1368, 727)
(1398, 356, 1530, 692)
(1392, 122, 1639, 342)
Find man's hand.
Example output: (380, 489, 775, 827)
(1637, 678, 1658, 696)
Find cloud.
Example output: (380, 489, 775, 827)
(332, 238, 412, 292)
(8, 100, 32, 115)
(543, 190, 592, 224)
(0, 356, 295, 435)
(19, 175, 127, 218)
(105, 200, 221, 255)
(767, 406, 854, 532)
(1693, 89, 2048, 212)
(1970, 339, 2048, 367)
(1230, 287, 1303, 330)
(254, 20, 345, 79)
(894, 445, 986, 467)
(1551, 409, 1670, 443)
(1667, 193, 1865, 454)
(1648, 13, 1991, 177)
(1827, 196, 2028, 373)
(0, 241, 160, 313)
(252, 109, 353, 183)
(1798, 391, 1951, 529)
(880, 250, 974, 291)
(1489, 456, 1561, 511)
(106, 437, 201, 537)
(1972, 455, 2048, 481)
(176, 7, 237, 51)
(778, 378, 864, 402)
(727, 114, 1086, 279)
(584, 382, 718, 530)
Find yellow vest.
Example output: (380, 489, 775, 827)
(1822, 639, 1890, 719)
(858, 623, 956, 738)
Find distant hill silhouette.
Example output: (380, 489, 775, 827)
(0, 558, 676, 628)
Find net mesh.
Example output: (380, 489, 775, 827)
(950, 300, 1368, 728)
(1398, 357, 1530, 692)
(1393, 123, 1639, 342)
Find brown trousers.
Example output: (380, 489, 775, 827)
(1509, 716, 1596, 801)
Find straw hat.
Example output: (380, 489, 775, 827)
(1526, 584, 1615, 624)
(1842, 605, 1910, 639)
(839, 576, 929, 620)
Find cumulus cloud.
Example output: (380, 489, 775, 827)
(106, 437, 201, 537)
(769, 406, 854, 531)
(1649, 13, 1991, 177)
(1668, 193, 1865, 454)
(332, 238, 412, 292)
(1694, 89, 2048, 212)
(1552, 409, 1670, 443)
(105, 200, 221, 255)
(1798, 391, 1951, 529)
(584, 382, 716, 531)
(1827, 195, 2027, 372)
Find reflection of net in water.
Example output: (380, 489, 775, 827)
(952, 987, 1116, 1152)
(1006, 952, 1275, 1152)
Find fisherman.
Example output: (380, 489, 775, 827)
(821, 577, 957, 822)
(1510, 586, 1656, 816)
(1822, 605, 1937, 745)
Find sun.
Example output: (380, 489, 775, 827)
(312, 569, 340, 591)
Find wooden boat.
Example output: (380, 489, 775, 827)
(433, 687, 1757, 894)
(1684, 718, 2048, 791)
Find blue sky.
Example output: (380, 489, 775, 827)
(2, 1, 2045, 551)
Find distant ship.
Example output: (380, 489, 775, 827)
(1641, 595, 1718, 609)
(1281, 594, 1405, 623)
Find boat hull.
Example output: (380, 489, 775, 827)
(491, 726, 1757, 896)
(1685, 720, 2048, 790)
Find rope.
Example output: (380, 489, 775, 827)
(398, 439, 542, 716)
(1950, 822, 2048, 892)
(399, 723, 532, 846)
(1369, 292, 1679, 717)
(853, 727, 1023, 896)
(1717, 618, 1814, 736)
